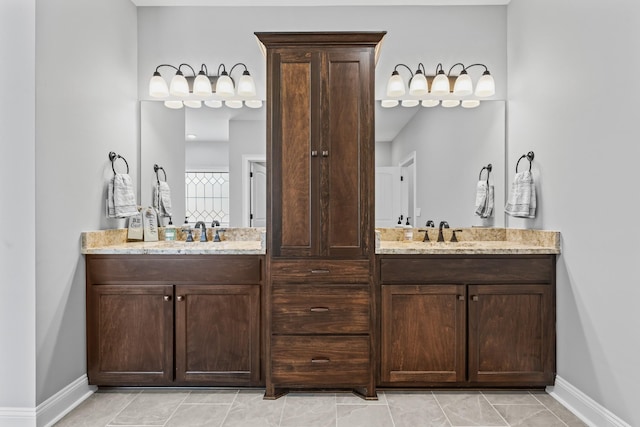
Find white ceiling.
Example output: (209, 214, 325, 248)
(132, 0, 509, 6)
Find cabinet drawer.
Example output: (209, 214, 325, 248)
(87, 255, 262, 285)
(271, 336, 370, 386)
(380, 256, 554, 284)
(272, 285, 369, 334)
(270, 260, 370, 284)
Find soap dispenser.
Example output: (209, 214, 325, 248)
(404, 217, 413, 241)
(164, 217, 176, 241)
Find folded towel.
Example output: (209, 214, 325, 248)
(474, 180, 494, 218)
(107, 173, 138, 218)
(505, 171, 536, 218)
(153, 181, 173, 217)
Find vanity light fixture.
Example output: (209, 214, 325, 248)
(149, 62, 260, 109)
(383, 61, 496, 108)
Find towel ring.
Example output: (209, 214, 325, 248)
(109, 152, 129, 175)
(516, 151, 534, 173)
(479, 164, 492, 181)
(154, 164, 167, 184)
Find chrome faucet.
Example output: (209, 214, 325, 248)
(437, 221, 450, 242)
(194, 221, 207, 242)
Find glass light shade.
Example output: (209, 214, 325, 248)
(245, 99, 263, 109)
(149, 73, 169, 98)
(193, 73, 212, 98)
(401, 99, 419, 107)
(475, 73, 495, 97)
(169, 73, 189, 97)
(381, 99, 399, 108)
(386, 72, 406, 97)
(204, 99, 223, 108)
(441, 99, 460, 108)
(421, 99, 439, 107)
(453, 73, 473, 96)
(164, 100, 184, 109)
(184, 100, 202, 108)
(216, 74, 235, 98)
(237, 72, 257, 97)
(409, 73, 428, 96)
(461, 99, 481, 108)
(431, 72, 450, 96)
(225, 100, 243, 109)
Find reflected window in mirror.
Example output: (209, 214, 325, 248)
(185, 171, 230, 227)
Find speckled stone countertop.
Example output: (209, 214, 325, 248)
(81, 227, 266, 255)
(375, 227, 560, 255)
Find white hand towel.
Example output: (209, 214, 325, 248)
(474, 180, 495, 218)
(505, 171, 536, 218)
(153, 181, 173, 217)
(108, 173, 138, 218)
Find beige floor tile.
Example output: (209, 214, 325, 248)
(184, 390, 238, 404)
(221, 390, 285, 427)
(335, 391, 388, 405)
(482, 391, 541, 405)
(165, 403, 230, 427)
(531, 392, 588, 426)
(108, 391, 189, 426)
(434, 391, 507, 426)
(54, 391, 138, 427)
(280, 393, 336, 427)
(494, 404, 566, 427)
(336, 404, 394, 427)
(385, 391, 451, 427)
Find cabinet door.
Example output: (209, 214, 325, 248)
(175, 285, 261, 385)
(320, 49, 374, 258)
(381, 284, 466, 385)
(270, 49, 320, 257)
(87, 285, 173, 385)
(468, 284, 555, 385)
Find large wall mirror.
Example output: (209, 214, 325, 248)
(140, 100, 505, 229)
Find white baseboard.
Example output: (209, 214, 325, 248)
(547, 376, 632, 427)
(0, 407, 36, 427)
(36, 374, 96, 427)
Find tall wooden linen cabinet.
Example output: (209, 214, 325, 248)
(255, 32, 385, 400)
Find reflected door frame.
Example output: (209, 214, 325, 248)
(399, 151, 417, 227)
(242, 154, 267, 227)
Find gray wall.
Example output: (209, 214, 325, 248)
(391, 102, 506, 227)
(508, 1, 640, 425)
(137, 6, 507, 102)
(0, 0, 37, 411)
(35, 0, 138, 405)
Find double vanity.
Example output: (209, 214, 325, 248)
(86, 31, 559, 399)
(81, 225, 560, 394)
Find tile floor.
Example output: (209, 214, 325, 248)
(54, 389, 588, 427)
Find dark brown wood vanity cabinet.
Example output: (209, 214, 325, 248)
(86, 255, 263, 387)
(379, 255, 556, 388)
(256, 32, 385, 399)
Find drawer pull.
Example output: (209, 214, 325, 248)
(458, 295, 465, 301)
(471, 295, 479, 302)
(311, 269, 330, 274)
(311, 357, 331, 364)
(310, 307, 330, 312)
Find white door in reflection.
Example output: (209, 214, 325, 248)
(375, 167, 402, 227)
(250, 161, 267, 227)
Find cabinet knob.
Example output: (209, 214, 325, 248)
(177, 295, 184, 302)
(457, 295, 464, 301)
(311, 150, 318, 157)
(163, 295, 172, 302)
(310, 307, 330, 312)
(311, 357, 330, 364)
(322, 150, 329, 157)
(471, 295, 479, 302)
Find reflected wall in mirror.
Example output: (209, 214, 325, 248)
(375, 101, 506, 228)
(140, 101, 266, 227)
(140, 100, 505, 229)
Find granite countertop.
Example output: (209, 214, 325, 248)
(81, 227, 266, 255)
(375, 227, 560, 255)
